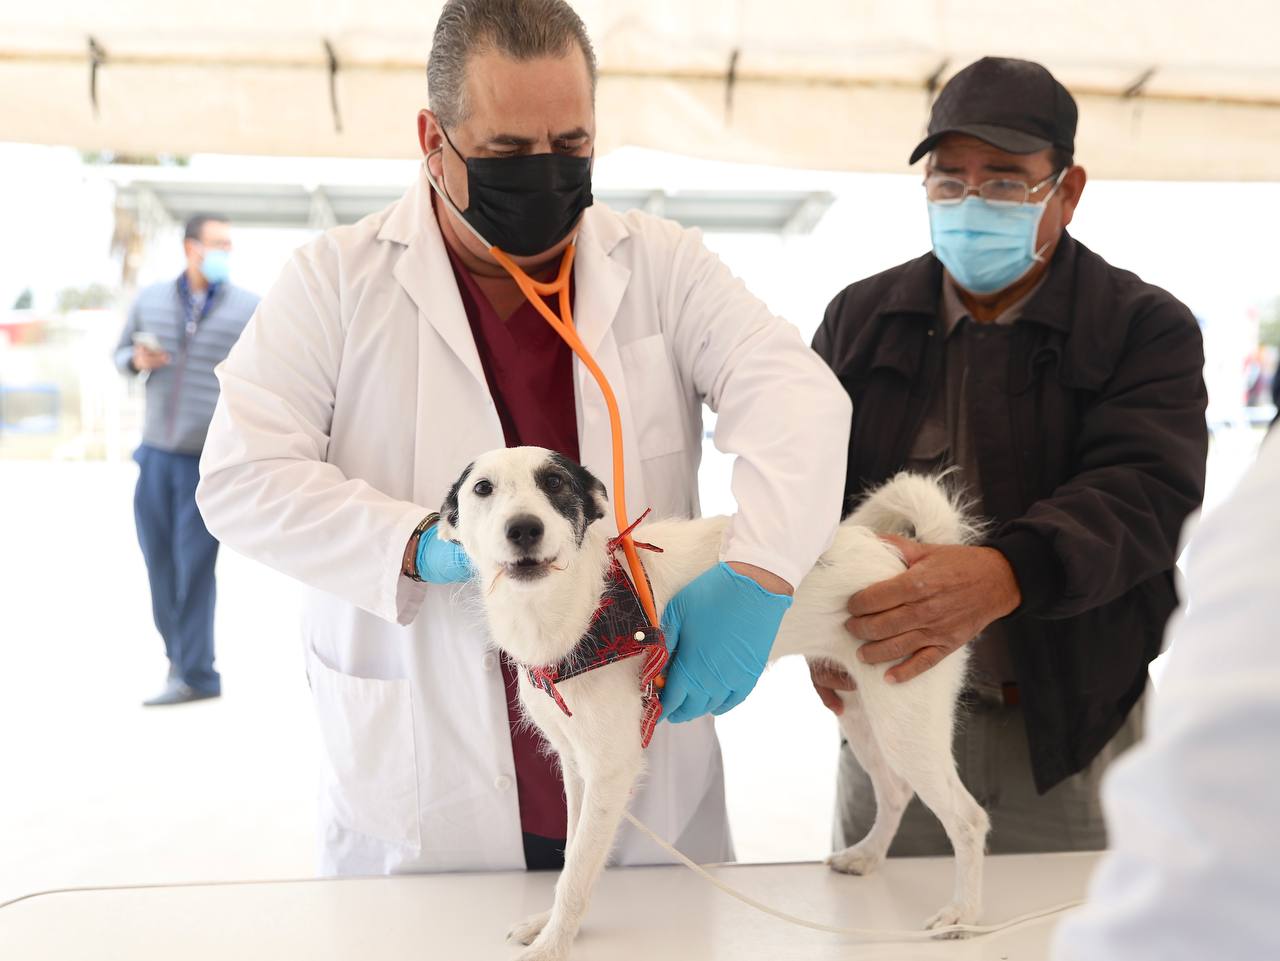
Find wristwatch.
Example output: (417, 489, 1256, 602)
(402, 511, 441, 582)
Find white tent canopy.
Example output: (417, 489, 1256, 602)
(4, 0, 1279, 179)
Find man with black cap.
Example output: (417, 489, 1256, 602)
(810, 57, 1208, 854)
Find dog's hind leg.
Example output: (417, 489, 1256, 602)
(905, 763, 988, 932)
(826, 689, 914, 877)
(866, 686, 989, 932)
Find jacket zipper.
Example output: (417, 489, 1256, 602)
(165, 315, 199, 446)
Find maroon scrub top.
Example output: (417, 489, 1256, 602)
(445, 244, 576, 847)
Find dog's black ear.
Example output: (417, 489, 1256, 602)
(436, 461, 473, 543)
(549, 453, 609, 525)
(583, 473, 609, 525)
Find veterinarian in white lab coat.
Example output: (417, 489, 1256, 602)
(196, 0, 849, 876)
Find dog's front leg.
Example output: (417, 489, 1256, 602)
(562, 756, 585, 851)
(515, 751, 641, 961)
(509, 752, 587, 946)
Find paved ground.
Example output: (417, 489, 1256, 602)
(0, 460, 318, 904)
(0, 426, 1265, 903)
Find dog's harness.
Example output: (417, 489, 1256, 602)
(527, 512, 668, 748)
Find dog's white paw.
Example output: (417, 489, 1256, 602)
(506, 910, 551, 946)
(826, 843, 885, 876)
(924, 902, 977, 939)
(513, 936, 568, 961)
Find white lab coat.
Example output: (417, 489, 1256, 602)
(1051, 432, 1280, 960)
(197, 167, 851, 876)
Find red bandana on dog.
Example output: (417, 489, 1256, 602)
(527, 513, 668, 748)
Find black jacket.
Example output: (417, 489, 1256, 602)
(813, 234, 1208, 792)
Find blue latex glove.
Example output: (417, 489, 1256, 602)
(659, 562, 793, 723)
(415, 522, 474, 584)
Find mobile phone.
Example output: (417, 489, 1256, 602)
(132, 331, 163, 351)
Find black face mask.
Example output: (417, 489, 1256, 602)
(440, 128, 593, 257)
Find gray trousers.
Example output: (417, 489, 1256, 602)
(834, 691, 1145, 856)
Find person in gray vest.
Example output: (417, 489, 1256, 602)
(114, 213, 259, 706)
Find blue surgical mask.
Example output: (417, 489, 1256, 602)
(927, 184, 1061, 295)
(200, 248, 230, 285)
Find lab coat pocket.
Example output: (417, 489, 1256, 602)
(306, 644, 421, 850)
(620, 334, 687, 459)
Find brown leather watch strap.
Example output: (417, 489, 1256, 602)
(402, 511, 441, 582)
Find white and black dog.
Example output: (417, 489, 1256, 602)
(437, 446, 990, 961)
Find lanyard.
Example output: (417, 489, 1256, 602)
(177, 275, 217, 345)
(165, 275, 218, 443)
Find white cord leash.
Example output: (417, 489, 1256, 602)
(623, 811, 1084, 943)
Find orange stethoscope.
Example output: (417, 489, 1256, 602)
(425, 153, 662, 635)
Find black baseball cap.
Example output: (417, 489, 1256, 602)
(909, 57, 1077, 165)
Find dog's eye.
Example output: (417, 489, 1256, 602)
(473, 479, 494, 497)
(544, 474, 563, 492)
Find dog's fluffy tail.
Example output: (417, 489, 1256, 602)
(843, 471, 980, 546)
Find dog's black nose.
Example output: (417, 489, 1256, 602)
(506, 515, 545, 550)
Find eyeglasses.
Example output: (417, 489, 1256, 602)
(924, 168, 1067, 207)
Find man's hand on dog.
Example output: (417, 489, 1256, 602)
(845, 535, 1021, 685)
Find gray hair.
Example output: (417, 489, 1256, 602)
(427, 0, 598, 130)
